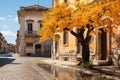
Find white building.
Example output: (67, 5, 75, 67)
(17, 5, 51, 57)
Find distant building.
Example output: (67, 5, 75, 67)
(0, 33, 2, 53)
(17, 5, 51, 57)
(16, 30, 20, 54)
(0, 32, 8, 53)
(7, 44, 16, 53)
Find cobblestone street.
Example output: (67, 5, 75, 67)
(0, 53, 52, 80)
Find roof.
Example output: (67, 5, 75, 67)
(17, 5, 48, 24)
(19, 5, 48, 12)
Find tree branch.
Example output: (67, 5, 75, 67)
(78, 27, 85, 37)
(70, 30, 79, 37)
(85, 24, 94, 43)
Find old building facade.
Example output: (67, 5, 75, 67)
(17, 5, 51, 57)
(52, 0, 120, 65)
(7, 44, 16, 53)
(16, 30, 20, 54)
(0, 32, 8, 53)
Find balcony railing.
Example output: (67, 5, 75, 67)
(24, 31, 40, 37)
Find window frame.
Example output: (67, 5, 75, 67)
(27, 23, 33, 32)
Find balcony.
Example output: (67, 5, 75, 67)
(24, 31, 40, 37)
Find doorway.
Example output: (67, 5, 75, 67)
(35, 44, 41, 56)
(98, 28, 107, 60)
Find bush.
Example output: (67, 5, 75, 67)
(83, 61, 93, 68)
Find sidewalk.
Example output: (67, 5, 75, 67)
(13, 54, 120, 80)
(40, 58, 120, 80)
(42, 59, 77, 66)
(92, 66, 120, 78)
(12, 53, 20, 57)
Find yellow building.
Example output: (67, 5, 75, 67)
(52, 0, 120, 65)
(17, 5, 51, 57)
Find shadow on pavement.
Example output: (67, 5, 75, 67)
(38, 63, 51, 73)
(92, 66, 120, 77)
(0, 58, 15, 67)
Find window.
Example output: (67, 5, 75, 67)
(26, 43, 33, 46)
(28, 23, 32, 32)
(38, 20, 42, 28)
(40, 22, 42, 28)
(63, 31, 68, 44)
(35, 44, 41, 49)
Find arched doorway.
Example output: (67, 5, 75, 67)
(35, 44, 41, 56)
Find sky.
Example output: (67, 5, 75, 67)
(0, 0, 52, 44)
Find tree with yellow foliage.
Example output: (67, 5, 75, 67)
(38, 0, 120, 67)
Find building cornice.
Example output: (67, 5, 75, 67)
(17, 5, 48, 24)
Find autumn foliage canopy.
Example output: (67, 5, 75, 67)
(38, 0, 120, 42)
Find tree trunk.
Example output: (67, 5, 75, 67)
(70, 29, 92, 67)
(82, 43, 90, 63)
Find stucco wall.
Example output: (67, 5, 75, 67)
(25, 13, 43, 31)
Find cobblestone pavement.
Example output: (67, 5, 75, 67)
(0, 53, 52, 80)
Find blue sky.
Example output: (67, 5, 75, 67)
(0, 0, 52, 44)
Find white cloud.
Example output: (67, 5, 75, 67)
(2, 25, 9, 29)
(14, 16, 18, 21)
(0, 30, 16, 37)
(8, 15, 13, 18)
(8, 15, 17, 20)
(7, 15, 18, 21)
(7, 39, 16, 44)
(0, 15, 18, 21)
(0, 16, 6, 20)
